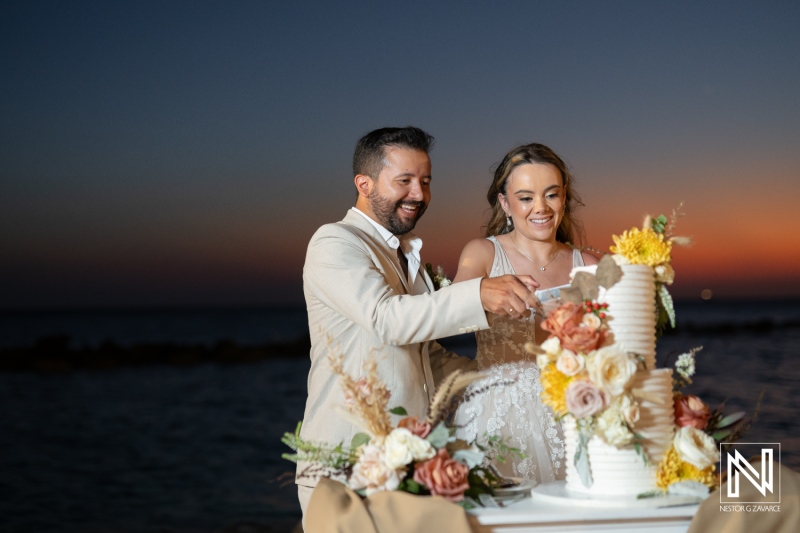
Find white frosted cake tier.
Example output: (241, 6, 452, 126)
(573, 263, 658, 369)
(563, 368, 675, 496)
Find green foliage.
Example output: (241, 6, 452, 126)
(426, 422, 450, 448)
(389, 406, 408, 416)
(655, 283, 676, 338)
(452, 446, 484, 469)
(281, 422, 359, 468)
(398, 477, 424, 495)
(461, 468, 495, 506)
(351, 432, 370, 449)
(637, 490, 667, 499)
(480, 433, 528, 464)
(633, 437, 651, 467)
(575, 428, 593, 489)
(651, 214, 668, 234)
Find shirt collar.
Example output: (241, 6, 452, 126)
(351, 207, 400, 249)
(351, 207, 423, 254)
(350, 207, 424, 274)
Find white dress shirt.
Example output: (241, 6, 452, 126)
(351, 207, 423, 285)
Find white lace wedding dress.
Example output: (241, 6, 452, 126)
(455, 236, 584, 483)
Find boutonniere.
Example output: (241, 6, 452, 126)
(425, 263, 451, 290)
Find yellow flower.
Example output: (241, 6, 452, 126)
(610, 227, 672, 266)
(656, 446, 718, 490)
(540, 363, 573, 417)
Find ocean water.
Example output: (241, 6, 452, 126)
(0, 300, 798, 533)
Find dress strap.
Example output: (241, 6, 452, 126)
(572, 247, 585, 268)
(486, 236, 516, 277)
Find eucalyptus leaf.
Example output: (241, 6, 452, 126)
(575, 430, 593, 488)
(637, 490, 667, 499)
(453, 447, 485, 469)
(560, 286, 584, 304)
(716, 411, 746, 429)
(389, 406, 408, 416)
(572, 271, 600, 301)
(657, 284, 676, 328)
(633, 442, 651, 466)
(596, 255, 623, 289)
(426, 422, 450, 448)
(351, 432, 370, 448)
(712, 429, 734, 440)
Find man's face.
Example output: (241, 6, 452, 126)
(368, 147, 431, 235)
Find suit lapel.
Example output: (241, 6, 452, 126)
(341, 210, 411, 293)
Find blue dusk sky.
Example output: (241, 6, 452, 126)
(1, 1, 799, 308)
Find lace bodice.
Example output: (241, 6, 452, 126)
(474, 237, 584, 369)
(456, 237, 584, 483)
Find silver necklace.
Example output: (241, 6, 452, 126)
(510, 233, 560, 271)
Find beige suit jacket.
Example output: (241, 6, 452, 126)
(298, 209, 488, 487)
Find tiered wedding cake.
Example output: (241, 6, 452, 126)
(562, 264, 675, 496)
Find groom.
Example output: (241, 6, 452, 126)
(297, 126, 539, 514)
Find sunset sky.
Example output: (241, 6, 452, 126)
(2, 1, 799, 308)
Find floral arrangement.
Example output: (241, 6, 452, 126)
(530, 295, 646, 488)
(282, 354, 518, 507)
(425, 263, 451, 290)
(652, 347, 754, 496)
(609, 204, 691, 336)
(530, 207, 753, 498)
(531, 288, 752, 497)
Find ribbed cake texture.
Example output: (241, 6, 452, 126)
(563, 264, 675, 496)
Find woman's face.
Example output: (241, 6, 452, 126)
(499, 163, 565, 242)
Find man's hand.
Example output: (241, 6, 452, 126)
(479, 274, 541, 319)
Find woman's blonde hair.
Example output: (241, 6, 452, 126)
(485, 143, 585, 245)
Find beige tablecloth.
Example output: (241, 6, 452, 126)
(304, 478, 475, 533)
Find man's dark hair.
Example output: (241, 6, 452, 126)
(352, 126, 434, 179)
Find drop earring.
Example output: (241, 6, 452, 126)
(506, 215, 512, 230)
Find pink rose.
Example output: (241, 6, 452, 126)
(560, 323, 606, 354)
(542, 302, 584, 340)
(398, 416, 432, 439)
(675, 394, 711, 429)
(412, 448, 470, 502)
(566, 380, 610, 419)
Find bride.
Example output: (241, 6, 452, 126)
(453, 143, 598, 483)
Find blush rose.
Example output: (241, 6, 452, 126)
(542, 302, 584, 339)
(674, 394, 711, 430)
(398, 416, 432, 439)
(412, 448, 470, 502)
(565, 380, 610, 419)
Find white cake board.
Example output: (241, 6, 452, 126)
(531, 480, 703, 509)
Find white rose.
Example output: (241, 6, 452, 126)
(596, 406, 635, 446)
(586, 346, 638, 396)
(614, 394, 640, 426)
(581, 313, 602, 329)
(383, 428, 435, 469)
(673, 426, 720, 470)
(556, 350, 585, 376)
(350, 443, 405, 495)
(540, 336, 562, 357)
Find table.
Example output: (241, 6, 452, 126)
(470, 483, 700, 533)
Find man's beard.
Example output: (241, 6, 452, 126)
(368, 189, 427, 235)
